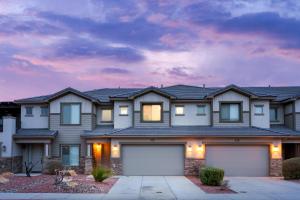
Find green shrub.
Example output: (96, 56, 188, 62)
(199, 167, 224, 186)
(92, 166, 112, 182)
(44, 160, 63, 175)
(283, 157, 300, 180)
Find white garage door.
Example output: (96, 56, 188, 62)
(122, 145, 184, 176)
(206, 145, 269, 177)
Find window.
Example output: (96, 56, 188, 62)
(0, 117, 3, 132)
(254, 105, 264, 115)
(175, 105, 184, 116)
(119, 106, 128, 116)
(61, 145, 79, 166)
(220, 103, 241, 122)
(142, 104, 162, 122)
(61, 103, 80, 125)
(40, 106, 49, 116)
(25, 106, 33, 116)
(197, 105, 206, 115)
(101, 109, 112, 122)
(270, 107, 278, 122)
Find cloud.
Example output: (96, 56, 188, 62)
(101, 67, 130, 74)
(46, 37, 144, 62)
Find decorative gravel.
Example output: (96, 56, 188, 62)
(0, 174, 118, 193)
(186, 176, 236, 194)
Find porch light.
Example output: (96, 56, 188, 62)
(271, 143, 282, 159)
(197, 144, 204, 152)
(111, 143, 120, 158)
(187, 145, 193, 152)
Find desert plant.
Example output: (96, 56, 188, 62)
(24, 161, 40, 177)
(200, 167, 224, 186)
(283, 157, 300, 180)
(44, 160, 63, 175)
(92, 166, 112, 182)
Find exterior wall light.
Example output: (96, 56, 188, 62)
(271, 143, 282, 159)
(111, 143, 120, 158)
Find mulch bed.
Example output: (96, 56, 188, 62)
(0, 174, 118, 193)
(186, 176, 236, 194)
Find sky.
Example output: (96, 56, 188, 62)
(0, 0, 300, 101)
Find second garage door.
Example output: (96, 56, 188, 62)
(206, 145, 269, 177)
(122, 144, 184, 176)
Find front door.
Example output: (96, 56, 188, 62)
(27, 144, 44, 172)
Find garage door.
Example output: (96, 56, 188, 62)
(122, 145, 184, 175)
(206, 145, 269, 177)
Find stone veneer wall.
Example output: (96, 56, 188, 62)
(270, 159, 282, 177)
(42, 156, 85, 174)
(111, 158, 122, 175)
(0, 156, 22, 173)
(84, 157, 93, 174)
(184, 158, 205, 175)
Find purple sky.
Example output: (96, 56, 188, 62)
(1, 0, 300, 101)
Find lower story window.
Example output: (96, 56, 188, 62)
(61, 145, 80, 166)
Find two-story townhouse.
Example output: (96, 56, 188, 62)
(7, 84, 300, 177)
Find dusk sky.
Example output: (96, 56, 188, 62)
(1, 0, 300, 101)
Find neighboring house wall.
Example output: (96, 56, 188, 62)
(284, 103, 294, 129)
(212, 91, 250, 127)
(49, 94, 93, 157)
(21, 104, 48, 129)
(294, 100, 300, 131)
(171, 103, 211, 126)
(114, 101, 133, 129)
(133, 92, 170, 127)
(251, 100, 270, 128)
(270, 104, 284, 125)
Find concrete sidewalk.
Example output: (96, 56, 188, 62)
(0, 193, 105, 200)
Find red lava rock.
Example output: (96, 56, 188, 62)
(186, 176, 236, 194)
(0, 174, 118, 193)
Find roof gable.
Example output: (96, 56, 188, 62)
(206, 84, 258, 98)
(127, 87, 177, 100)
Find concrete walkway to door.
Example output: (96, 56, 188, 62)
(104, 176, 205, 200)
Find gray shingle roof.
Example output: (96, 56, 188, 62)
(14, 85, 300, 103)
(14, 129, 58, 138)
(81, 126, 296, 137)
(269, 125, 300, 136)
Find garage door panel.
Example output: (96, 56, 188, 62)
(122, 145, 184, 176)
(206, 146, 269, 177)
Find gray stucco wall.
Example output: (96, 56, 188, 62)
(134, 112, 170, 127)
(213, 112, 250, 127)
(49, 114, 91, 156)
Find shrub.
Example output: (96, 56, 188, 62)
(283, 157, 300, 180)
(92, 166, 112, 182)
(199, 167, 224, 186)
(44, 160, 63, 175)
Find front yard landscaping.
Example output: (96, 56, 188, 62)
(0, 173, 118, 193)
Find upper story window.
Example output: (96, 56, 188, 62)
(197, 105, 206, 115)
(254, 105, 264, 115)
(220, 103, 241, 122)
(25, 106, 33, 116)
(101, 109, 112, 122)
(0, 117, 3, 132)
(40, 106, 49, 116)
(270, 107, 278, 122)
(61, 103, 80, 125)
(175, 105, 184, 116)
(119, 106, 128, 116)
(61, 145, 79, 166)
(142, 103, 162, 122)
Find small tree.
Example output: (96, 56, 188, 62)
(24, 161, 40, 177)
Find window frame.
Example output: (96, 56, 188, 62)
(119, 105, 129, 116)
(0, 117, 3, 132)
(270, 107, 279, 122)
(60, 103, 81, 126)
(219, 101, 243, 123)
(140, 102, 163, 123)
(60, 144, 80, 167)
(101, 108, 113, 123)
(197, 105, 206, 116)
(40, 106, 49, 117)
(254, 105, 264, 115)
(25, 106, 33, 117)
(175, 105, 185, 116)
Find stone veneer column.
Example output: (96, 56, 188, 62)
(270, 158, 282, 177)
(84, 157, 93, 174)
(184, 158, 205, 176)
(111, 158, 122, 175)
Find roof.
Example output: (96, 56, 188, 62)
(81, 125, 120, 137)
(269, 125, 300, 136)
(14, 129, 58, 139)
(81, 126, 298, 138)
(15, 85, 300, 104)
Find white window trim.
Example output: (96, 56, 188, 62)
(175, 105, 185, 116)
(254, 105, 264, 115)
